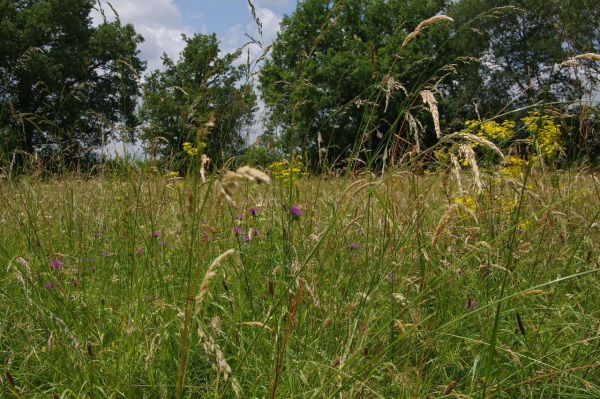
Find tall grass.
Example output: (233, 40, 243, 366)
(1, 162, 599, 397)
(1, 2, 600, 398)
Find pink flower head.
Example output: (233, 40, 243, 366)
(290, 206, 302, 217)
(50, 259, 63, 269)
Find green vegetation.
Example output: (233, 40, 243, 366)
(1, 0, 600, 397)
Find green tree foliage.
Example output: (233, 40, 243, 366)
(0, 0, 145, 165)
(140, 33, 257, 166)
(446, 0, 600, 117)
(259, 0, 453, 165)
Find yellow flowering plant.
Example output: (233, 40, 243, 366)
(268, 159, 308, 182)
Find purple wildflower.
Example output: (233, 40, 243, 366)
(44, 281, 54, 289)
(234, 227, 243, 234)
(236, 214, 244, 220)
(151, 232, 160, 238)
(248, 207, 259, 215)
(349, 243, 360, 250)
(243, 234, 252, 242)
(71, 280, 77, 287)
(464, 299, 479, 310)
(385, 274, 393, 281)
(290, 206, 302, 217)
(91, 266, 96, 271)
(136, 248, 143, 254)
(92, 233, 100, 238)
(50, 259, 63, 269)
(250, 228, 260, 235)
(102, 250, 112, 256)
(61, 214, 66, 219)
(35, 240, 40, 246)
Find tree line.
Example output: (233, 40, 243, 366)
(1, 0, 599, 173)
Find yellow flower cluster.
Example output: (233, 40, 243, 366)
(521, 111, 562, 158)
(182, 141, 207, 156)
(465, 119, 515, 144)
(268, 160, 308, 182)
(454, 195, 477, 218)
(164, 171, 179, 178)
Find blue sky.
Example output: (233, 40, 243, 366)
(93, 0, 297, 73)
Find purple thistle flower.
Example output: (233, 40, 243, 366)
(236, 214, 244, 220)
(44, 281, 54, 289)
(151, 232, 160, 238)
(35, 240, 40, 246)
(102, 250, 112, 256)
(50, 259, 63, 269)
(464, 298, 479, 310)
(91, 266, 96, 271)
(385, 274, 393, 281)
(250, 228, 260, 235)
(234, 227, 243, 234)
(243, 234, 252, 242)
(349, 243, 360, 250)
(248, 207, 259, 215)
(136, 248, 143, 254)
(71, 280, 77, 287)
(92, 233, 100, 238)
(290, 206, 302, 216)
(61, 214, 66, 219)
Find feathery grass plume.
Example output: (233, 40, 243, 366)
(420, 90, 442, 139)
(573, 53, 600, 61)
(199, 154, 209, 182)
(216, 166, 270, 207)
(195, 249, 235, 314)
(405, 111, 422, 153)
(458, 144, 482, 193)
(197, 327, 242, 397)
(455, 132, 504, 159)
(431, 203, 459, 250)
(450, 154, 464, 193)
(401, 15, 453, 50)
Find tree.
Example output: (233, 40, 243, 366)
(0, 0, 145, 166)
(445, 0, 600, 118)
(140, 33, 256, 167)
(259, 0, 454, 166)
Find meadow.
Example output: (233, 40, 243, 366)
(1, 161, 599, 398)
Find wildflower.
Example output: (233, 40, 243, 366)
(50, 259, 63, 269)
(165, 171, 179, 178)
(150, 232, 159, 238)
(243, 234, 252, 242)
(236, 214, 244, 220)
(102, 250, 112, 256)
(35, 240, 40, 246)
(290, 206, 302, 216)
(234, 227, 243, 234)
(248, 207, 259, 216)
(349, 243, 360, 250)
(92, 233, 100, 238)
(61, 214, 66, 219)
(71, 280, 77, 287)
(136, 248, 143, 254)
(44, 281, 54, 289)
(464, 298, 478, 310)
(385, 274, 393, 281)
(250, 228, 260, 235)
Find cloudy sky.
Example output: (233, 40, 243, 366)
(93, 0, 296, 73)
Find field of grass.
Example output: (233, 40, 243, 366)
(1, 165, 599, 398)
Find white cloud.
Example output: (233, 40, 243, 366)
(91, 0, 192, 73)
